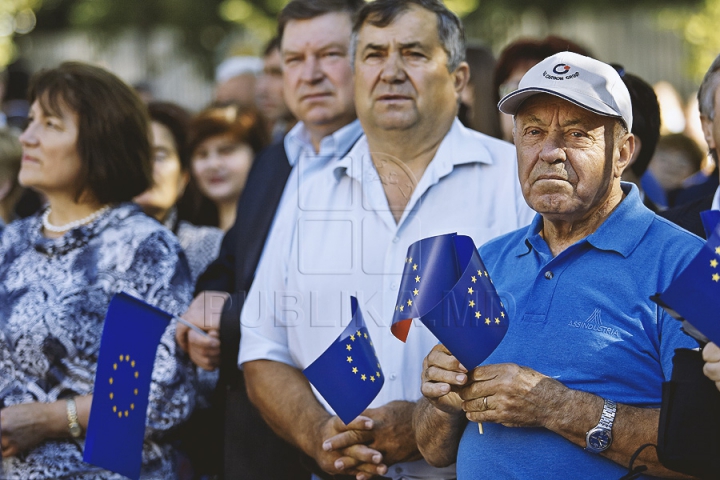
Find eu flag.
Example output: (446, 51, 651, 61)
(303, 297, 384, 425)
(701, 210, 720, 239)
(83, 292, 173, 480)
(391, 233, 508, 369)
(653, 221, 720, 346)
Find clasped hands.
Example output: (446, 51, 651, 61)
(421, 344, 562, 428)
(315, 401, 420, 480)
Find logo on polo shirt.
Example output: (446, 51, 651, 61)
(543, 63, 580, 81)
(567, 308, 620, 338)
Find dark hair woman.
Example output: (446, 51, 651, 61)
(188, 104, 269, 231)
(0, 62, 195, 478)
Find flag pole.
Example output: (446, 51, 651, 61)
(174, 316, 211, 338)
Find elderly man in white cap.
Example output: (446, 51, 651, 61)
(214, 55, 263, 107)
(415, 52, 703, 477)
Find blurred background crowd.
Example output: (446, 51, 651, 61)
(0, 0, 718, 226)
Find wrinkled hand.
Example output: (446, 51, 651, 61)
(322, 401, 422, 478)
(459, 363, 566, 428)
(703, 342, 720, 392)
(314, 415, 385, 480)
(176, 291, 228, 370)
(362, 401, 423, 466)
(1, 403, 52, 457)
(420, 344, 467, 415)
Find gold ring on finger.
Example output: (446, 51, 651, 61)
(483, 396, 489, 410)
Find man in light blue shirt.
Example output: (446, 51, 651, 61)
(416, 52, 702, 478)
(240, 1, 532, 479)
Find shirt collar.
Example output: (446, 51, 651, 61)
(514, 183, 654, 259)
(283, 119, 363, 167)
(712, 185, 720, 211)
(334, 118, 494, 182)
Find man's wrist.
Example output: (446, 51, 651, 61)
(306, 412, 335, 458)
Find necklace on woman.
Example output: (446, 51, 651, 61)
(42, 205, 111, 233)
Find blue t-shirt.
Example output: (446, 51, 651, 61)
(457, 184, 703, 479)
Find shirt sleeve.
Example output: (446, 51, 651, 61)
(238, 196, 299, 369)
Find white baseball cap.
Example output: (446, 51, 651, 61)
(498, 52, 633, 131)
(215, 56, 263, 83)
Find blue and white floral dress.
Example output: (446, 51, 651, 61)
(0, 203, 195, 479)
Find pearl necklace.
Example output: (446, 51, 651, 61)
(42, 205, 111, 233)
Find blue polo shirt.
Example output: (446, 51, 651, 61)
(456, 184, 703, 479)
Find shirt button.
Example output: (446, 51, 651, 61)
(395, 467, 403, 474)
(389, 373, 397, 381)
(544, 271, 553, 280)
(390, 282, 397, 290)
(392, 236, 400, 243)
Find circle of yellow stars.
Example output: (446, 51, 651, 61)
(470, 269, 503, 326)
(712, 246, 720, 282)
(346, 329, 382, 384)
(108, 354, 139, 419)
(395, 258, 505, 327)
(395, 257, 421, 313)
(468, 270, 505, 325)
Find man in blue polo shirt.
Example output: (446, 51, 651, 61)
(414, 52, 703, 478)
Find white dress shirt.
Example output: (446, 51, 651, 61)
(240, 119, 534, 480)
(712, 185, 720, 211)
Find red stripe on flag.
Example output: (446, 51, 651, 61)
(391, 318, 412, 342)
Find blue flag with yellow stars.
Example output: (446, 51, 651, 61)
(701, 210, 720, 239)
(303, 297, 384, 425)
(83, 292, 173, 480)
(654, 222, 720, 346)
(391, 233, 508, 369)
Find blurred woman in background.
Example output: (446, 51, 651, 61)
(0, 129, 23, 233)
(188, 104, 268, 231)
(0, 62, 195, 479)
(134, 102, 223, 283)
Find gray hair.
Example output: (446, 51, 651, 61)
(350, 0, 466, 72)
(698, 53, 720, 120)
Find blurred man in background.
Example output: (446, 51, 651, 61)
(256, 37, 296, 143)
(214, 55, 263, 107)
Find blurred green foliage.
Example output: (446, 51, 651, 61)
(659, 0, 720, 81)
(17, 0, 711, 78)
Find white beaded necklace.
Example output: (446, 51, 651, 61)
(42, 205, 111, 233)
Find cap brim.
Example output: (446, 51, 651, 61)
(498, 87, 623, 122)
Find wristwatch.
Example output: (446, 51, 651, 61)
(585, 398, 616, 453)
(66, 397, 82, 438)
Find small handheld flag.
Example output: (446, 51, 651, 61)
(83, 292, 174, 480)
(701, 210, 720, 239)
(653, 221, 720, 346)
(391, 233, 508, 369)
(303, 297, 384, 425)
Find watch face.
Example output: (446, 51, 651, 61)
(588, 429, 611, 451)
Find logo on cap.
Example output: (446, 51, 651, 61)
(552, 64, 571, 75)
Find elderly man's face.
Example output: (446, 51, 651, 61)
(281, 12, 356, 133)
(514, 94, 630, 222)
(353, 5, 466, 133)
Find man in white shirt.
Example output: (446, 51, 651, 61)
(240, 1, 533, 479)
(176, 0, 364, 478)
